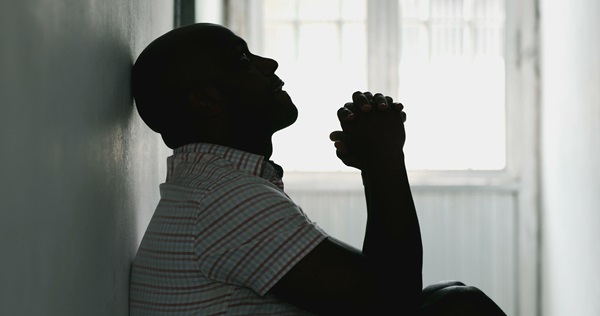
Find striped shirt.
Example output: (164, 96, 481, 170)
(130, 143, 328, 315)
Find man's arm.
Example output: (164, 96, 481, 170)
(269, 92, 423, 315)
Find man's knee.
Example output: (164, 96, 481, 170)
(420, 283, 506, 316)
(421, 280, 465, 300)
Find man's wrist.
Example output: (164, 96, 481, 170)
(361, 153, 405, 171)
(361, 158, 406, 187)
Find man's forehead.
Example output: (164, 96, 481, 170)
(168, 24, 242, 51)
(202, 38, 247, 64)
(233, 38, 249, 50)
(196, 25, 245, 46)
(217, 32, 248, 51)
(164, 24, 250, 68)
(196, 33, 248, 57)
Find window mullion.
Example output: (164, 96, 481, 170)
(367, 0, 400, 96)
(225, 0, 264, 53)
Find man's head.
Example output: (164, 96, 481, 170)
(132, 23, 297, 157)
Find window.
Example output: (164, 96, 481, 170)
(398, 0, 506, 170)
(223, 0, 506, 171)
(261, 0, 369, 171)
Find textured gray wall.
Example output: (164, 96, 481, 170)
(0, 1, 172, 315)
(540, 0, 600, 314)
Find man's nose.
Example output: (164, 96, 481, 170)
(255, 56, 278, 75)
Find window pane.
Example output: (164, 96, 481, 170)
(298, 23, 340, 61)
(262, 0, 505, 171)
(264, 0, 297, 20)
(194, 0, 223, 24)
(399, 0, 506, 170)
(264, 0, 368, 171)
(263, 22, 297, 64)
(298, 0, 341, 20)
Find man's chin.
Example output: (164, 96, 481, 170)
(270, 92, 298, 132)
(271, 111, 297, 133)
(272, 90, 294, 106)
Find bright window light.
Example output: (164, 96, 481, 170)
(399, 0, 506, 170)
(261, 0, 506, 171)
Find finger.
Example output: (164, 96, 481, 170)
(385, 96, 394, 105)
(392, 102, 404, 111)
(401, 111, 407, 122)
(352, 91, 372, 113)
(373, 93, 389, 111)
(329, 130, 346, 142)
(363, 91, 374, 103)
(344, 101, 359, 115)
(334, 141, 349, 154)
(337, 106, 355, 122)
(330, 132, 351, 155)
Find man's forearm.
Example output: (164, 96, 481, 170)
(361, 156, 423, 301)
(331, 91, 422, 310)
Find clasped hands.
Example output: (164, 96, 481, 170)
(330, 91, 407, 170)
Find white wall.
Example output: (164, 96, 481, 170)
(0, 1, 172, 315)
(540, 0, 600, 315)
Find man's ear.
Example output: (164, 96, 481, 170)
(187, 85, 224, 116)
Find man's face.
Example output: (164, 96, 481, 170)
(202, 27, 298, 135)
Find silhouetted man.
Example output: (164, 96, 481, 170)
(130, 23, 506, 315)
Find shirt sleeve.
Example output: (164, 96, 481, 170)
(194, 178, 328, 296)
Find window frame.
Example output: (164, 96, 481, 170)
(228, 0, 512, 174)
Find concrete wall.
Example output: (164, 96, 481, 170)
(540, 0, 600, 315)
(0, 1, 172, 315)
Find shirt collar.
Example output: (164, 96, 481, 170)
(172, 143, 284, 189)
